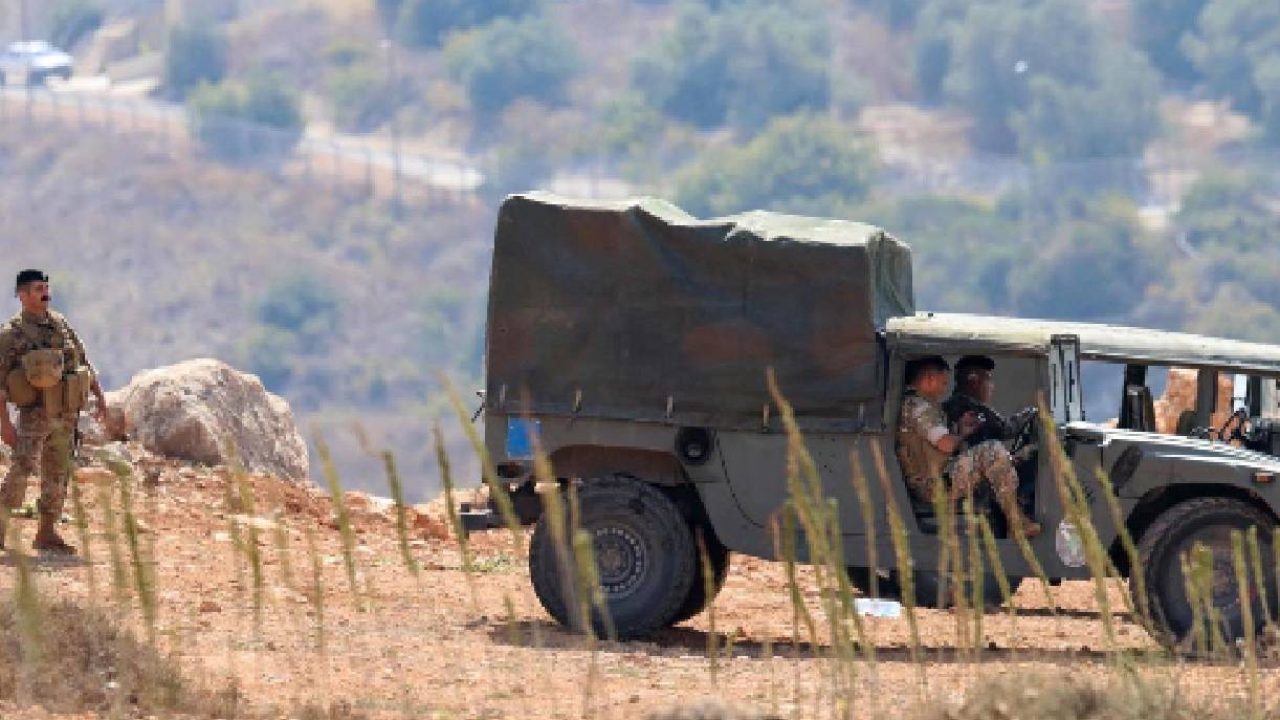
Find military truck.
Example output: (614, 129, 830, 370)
(464, 193, 1280, 647)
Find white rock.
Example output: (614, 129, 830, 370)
(113, 359, 308, 481)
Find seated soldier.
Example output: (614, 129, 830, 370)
(896, 356, 1042, 539)
(943, 355, 1037, 458)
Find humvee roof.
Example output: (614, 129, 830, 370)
(889, 312, 1280, 376)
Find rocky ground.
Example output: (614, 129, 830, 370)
(0, 442, 1276, 720)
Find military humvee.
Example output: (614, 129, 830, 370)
(464, 193, 1280, 646)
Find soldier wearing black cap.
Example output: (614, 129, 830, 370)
(0, 269, 106, 554)
(944, 355, 1038, 447)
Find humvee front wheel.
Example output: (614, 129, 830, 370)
(529, 476, 697, 639)
(1134, 497, 1277, 648)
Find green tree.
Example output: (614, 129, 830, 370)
(376, 0, 403, 32)
(1183, 0, 1280, 116)
(860, 196, 1019, 312)
(943, 0, 1104, 153)
(1130, 0, 1207, 84)
(940, 0, 1161, 159)
(164, 23, 228, 100)
(395, 0, 540, 48)
(1255, 55, 1280, 144)
(188, 74, 304, 163)
(632, 0, 831, 132)
(328, 63, 407, 133)
(859, 0, 925, 29)
(1175, 172, 1276, 251)
(675, 113, 876, 217)
(443, 15, 580, 116)
(256, 272, 340, 353)
(1014, 48, 1161, 160)
(911, 0, 971, 104)
(1009, 199, 1152, 320)
(49, 0, 104, 50)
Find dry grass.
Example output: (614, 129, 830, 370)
(913, 672, 1236, 720)
(0, 598, 228, 716)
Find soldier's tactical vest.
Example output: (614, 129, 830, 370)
(3, 313, 93, 418)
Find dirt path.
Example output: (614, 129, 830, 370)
(0, 453, 1275, 719)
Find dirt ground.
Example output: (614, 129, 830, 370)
(1, 446, 1277, 720)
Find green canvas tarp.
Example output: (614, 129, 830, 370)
(485, 193, 915, 432)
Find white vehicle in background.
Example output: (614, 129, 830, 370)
(0, 41, 74, 86)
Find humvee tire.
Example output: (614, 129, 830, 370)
(1133, 497, 1277, 647)
(848, 566, 1006, 609)
(528, 476, 698, 639)
(670, 535, 730, 625)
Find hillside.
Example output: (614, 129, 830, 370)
(0, 122, 490, 497)
(0, 444, 1271, 720)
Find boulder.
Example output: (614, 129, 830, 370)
(113, 359, 308, 481)
(1153, 367, 1234, 435)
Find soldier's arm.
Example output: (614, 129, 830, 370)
(910, 401, 970, 454)
(0, 333, 14, 445)
(0, 332, 14, 406)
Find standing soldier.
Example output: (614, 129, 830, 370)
(0, 270, 106, 553)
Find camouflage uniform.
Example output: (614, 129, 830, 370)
(896, 388, 1019, 504)
(943, 392, 1014, 445)
(0, 310, 93, 522)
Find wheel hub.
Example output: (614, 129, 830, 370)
(593, 526, 647, 599)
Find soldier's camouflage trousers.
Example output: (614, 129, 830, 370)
(0, 407, 74, 519)
(945, 439, 1019, 502)
(906, 440, 1021, 505)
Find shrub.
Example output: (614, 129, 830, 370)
(395, 0, 540, 48)
(188, 74, 304, 163)
(1183, 0, 1280, 117)
(328, 63, 408, 134)
(632, 0, 830, 132)
(163, 23, 228, 100)
(49, 0, 104, 50)
(675, 113, 876, 217)
(443, 15, 580, 116)
(256, 271, 340, 341)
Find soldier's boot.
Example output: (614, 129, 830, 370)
(997, 492, 1041, 539)
(32, 513, 75, 554)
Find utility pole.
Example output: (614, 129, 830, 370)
(828, 0, 845, 122)
(383, 37, 403, 215)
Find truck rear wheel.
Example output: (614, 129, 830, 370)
(1133, 497, 1277, 649)
(528, 476, 698, 639)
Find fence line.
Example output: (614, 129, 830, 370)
(0, 87, 483, 204)
(4, 86, 1277, 216)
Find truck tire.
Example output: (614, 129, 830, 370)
(1133, 497, 1277, 648)
(528, 476, 698, 639)
(848, 567, 1006, 609)
(670, 534, 730, 624)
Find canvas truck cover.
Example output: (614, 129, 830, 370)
(485, 193, 915, 432)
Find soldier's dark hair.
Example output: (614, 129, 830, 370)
(955, 355, 995, 384)
(14, 269, 48, 291)
(905, 355, 949, 384)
